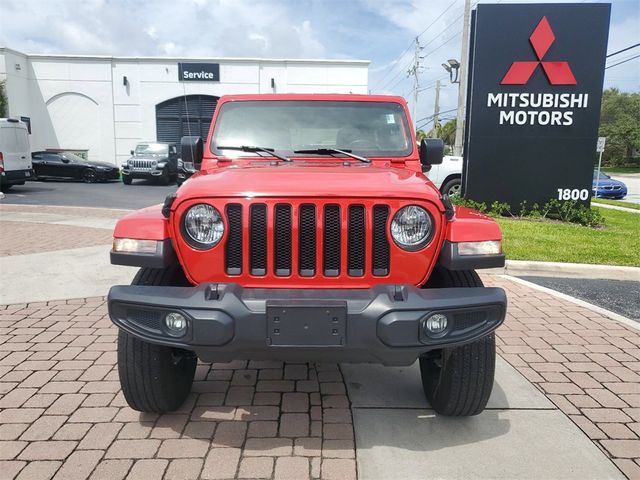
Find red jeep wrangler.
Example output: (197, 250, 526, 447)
(109, 94, 506, 417)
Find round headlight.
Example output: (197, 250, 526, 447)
(391, 205, 433, 251)
(182, 204, 224, 249)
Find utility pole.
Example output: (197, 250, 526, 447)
(454, 0, 471, 156)
(408, 37, 425, 129)
(431, 80, 441, 138)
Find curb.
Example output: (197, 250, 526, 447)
(484, 259, 640, 281)
(593, 202, 640, 214)
(502, 275, 640, 331)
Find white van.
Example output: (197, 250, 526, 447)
(0, 118, 33, 192)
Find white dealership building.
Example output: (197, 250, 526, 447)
(0, 47, 369, 166)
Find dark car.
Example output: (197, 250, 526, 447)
(593, 170, 627, 199)
(121, 142, 179, 185)
(31, 151, 119, 183)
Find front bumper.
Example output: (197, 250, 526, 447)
(108, 283, 506, 365)
(593, 187, 627, 199)
(122, 167, 165, 179)
(97, 169, 120, 180)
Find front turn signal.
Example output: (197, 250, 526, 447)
(457, 240, 502, 256)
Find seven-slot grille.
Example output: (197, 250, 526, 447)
(224, 202, 391, 278)
(129, 159, 155, 170)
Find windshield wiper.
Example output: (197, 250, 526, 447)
(293, 148, 371, 163)
(217, 145, 292, 162)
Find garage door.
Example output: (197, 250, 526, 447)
(156, 95, 218, 144)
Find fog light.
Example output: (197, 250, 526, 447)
(424, 313, 448, 335)
(164, 312, 187, 336)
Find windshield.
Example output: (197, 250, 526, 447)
(593, 170, 611, 180)
(61, 152, 86, 163)
(135, 143, 168, 156)
(211, 101, 413, 158)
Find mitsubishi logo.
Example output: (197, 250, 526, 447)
(501, 16, 577, 85)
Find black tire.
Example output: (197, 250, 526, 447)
(82, 168, 98, 183)
(159, 168, 170, 186)
(122, 176, 132, 185)
(419, 267, 496, 416)
(440, 177, 461, 197)
(0, 183, 12, 192)
(118, 266, 196, 413)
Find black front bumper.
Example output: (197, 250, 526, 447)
(108, 284, 506, 365)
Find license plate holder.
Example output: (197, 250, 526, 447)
(266, 301, 346, 346)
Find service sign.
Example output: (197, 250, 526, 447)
(178, 62, 220, 82)
(463, 3, 610, 207)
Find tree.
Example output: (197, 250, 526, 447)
(424, 119, 456, 151)
(0, 80, 7, 118)
(598, 88, 640, 166)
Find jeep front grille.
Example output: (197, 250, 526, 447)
(223, 201, 391, 278)
(129, 159, 155, 171)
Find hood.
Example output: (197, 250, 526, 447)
(129, 155, 169, 161)
(176, 162, 442, 203)
(593, 178, 626, 188)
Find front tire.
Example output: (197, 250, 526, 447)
(122, 175, 132, 185)
(441, 177, 461, 197)
(118, 267, 196, 413)
(82, 168, 98, 183)
(419, 267, 496, 416)
(158, 168, 170, 186)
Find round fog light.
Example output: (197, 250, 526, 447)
(424, 313, 448, 335)
(164, 312, 187, 336)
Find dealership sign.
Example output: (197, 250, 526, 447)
(178, 62, 220, 82)
(462, 4, 610, 208)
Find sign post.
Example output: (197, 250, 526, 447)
(595, 136, 606, 198)
(462, 3, 611, 209)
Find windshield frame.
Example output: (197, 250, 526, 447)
(135, 143, 169, 156)
(209, 99, 415, 159)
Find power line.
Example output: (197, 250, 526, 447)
(606, 43, 640, 58)
(371, 0, 462, 91)
(605, 53, 640, 70)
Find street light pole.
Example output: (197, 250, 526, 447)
(453, 0, 471, 156)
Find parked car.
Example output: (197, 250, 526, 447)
(121, 142, 179, 185)
(176, 158, 196, 186)
(31, 151, 119, 182)
(0, 118, 33, 192)
(109, 94, 506, 418)
(592, 170, 627, 199)
(424, 154, 462, 196)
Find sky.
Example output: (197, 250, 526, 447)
(1, 0, 638, 130)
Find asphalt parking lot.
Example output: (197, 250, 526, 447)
(520, 276, 640, 322)
(2, 179, 175, 210)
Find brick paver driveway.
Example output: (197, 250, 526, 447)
(0, 298, 356, 479)
(1, 204, 638, 479)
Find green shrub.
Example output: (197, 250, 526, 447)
(450, 196, 604, 228)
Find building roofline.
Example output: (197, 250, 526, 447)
(0, 46, 370, 65)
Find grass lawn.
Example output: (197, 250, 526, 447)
(602, 167, 640, 174)
(592, 199, 640, 211)
(496, 207, 640, 266)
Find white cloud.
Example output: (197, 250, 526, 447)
(0, 0, 327, 59)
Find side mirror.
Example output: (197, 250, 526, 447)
(61, 158, 70, 163)
(419, 138, 444, 168)
(181, 136, 203, 170)
(130, 150, 134, 155)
